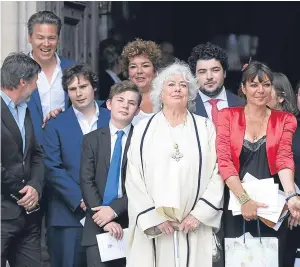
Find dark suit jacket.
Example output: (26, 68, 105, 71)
(27, 56, 75, 146)
(292, 120, 300, 188)
(43, 101, 110, 227)
(96, 70, 117, 102)
(195, 89, 245, 117)
(1, 98, 44, 220)
(80, 125, 133, 246)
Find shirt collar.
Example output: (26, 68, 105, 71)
(1, 90, 27, 109)
(73, 101, 99, 120)
(198, 86, 227, 103)
(109, 121, 131, 137)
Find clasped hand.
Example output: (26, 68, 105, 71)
(91, 206, 115, 227)
(17, 185, 38, 210)
(157, 214, 200, 235)
(287, 196, 300, 220)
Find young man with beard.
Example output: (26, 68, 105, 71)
(188, 42, 244, 267)
(27, 11, 75, 145)
(80, 81, 141, 267)
(188, 42, 245, 126)
(43, 64, 110, 267)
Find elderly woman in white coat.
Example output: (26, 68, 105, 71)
(125, 61, 224, 267)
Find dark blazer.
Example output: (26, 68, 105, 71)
(216, 106, 297, 180)
(43, 101, 110, 227)
(292, 121, 300, 188)
(27, 56, 75, 145)
(1, 98, 44, 220)
(96, 70, 117, 101)
(195, 89, 245, 117)
(80, 125, 133, 246)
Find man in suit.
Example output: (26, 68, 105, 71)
(26, 11, 75, 264)
(80, 80, 141, 266)
(188, 42, 244, 267)
(27, 10, 75, 145)
(1, 53, 44, 267)
(43, 64, 111, 267)
(188, 42, 245, 124)
(97, 38, 122, 102)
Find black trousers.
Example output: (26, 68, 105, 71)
(284, 226, 300, 267)
(86, 245, 126, 267)
(1, 212, 42, 267)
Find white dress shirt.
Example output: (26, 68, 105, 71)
(109, 122, 132, 198)
(31, 53, 65, 119)
(198, 87, 228, 120)
(73, 101, 99, 135)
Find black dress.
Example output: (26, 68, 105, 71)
(223, 136, 288, 267)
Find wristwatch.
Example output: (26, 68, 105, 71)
(238, 191, 251, 205)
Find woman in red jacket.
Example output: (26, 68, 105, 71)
(216, 61, 300, 267)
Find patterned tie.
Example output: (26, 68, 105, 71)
(103, 130, 125, 205)
(208, 99, 220, 126)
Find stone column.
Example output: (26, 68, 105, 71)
(1, 1, 39, 65)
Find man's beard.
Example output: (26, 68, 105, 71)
(199, 85, 223, 98)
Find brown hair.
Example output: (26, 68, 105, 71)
(238, 61, 273, 99)
(108, 80, 142, 106)
(121, 38, 162, 78)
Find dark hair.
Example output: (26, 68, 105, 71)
(108, 80, 142, 106)
(121, 39, 162, 78)
(99, 39, 121, 70)
(62, 64, 98, 92)
(1, 52, 41, 90)
(28, 11, 61, 36)
(238, 61, 273, 99)
(272, 72, 299, 116)
(241, 61, 273, 85)
(187, 42, 229, 75)
(296, 80, 300, 93)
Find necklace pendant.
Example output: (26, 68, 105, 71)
(172, 143, 183, 162)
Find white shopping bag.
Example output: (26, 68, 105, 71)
(225, 220, 278, 267)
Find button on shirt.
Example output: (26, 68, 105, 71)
(198, 87, 228, 120)
(109, 122, 131, 198)
(31, 53, 65, 119)
(73, 101, 99, 135)
(1, 91, 27, 153)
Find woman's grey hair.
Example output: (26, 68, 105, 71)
(150, 60, 198, 113)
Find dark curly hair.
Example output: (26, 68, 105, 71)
(121, 38, 162, 78)
(187, 42, 229, 75)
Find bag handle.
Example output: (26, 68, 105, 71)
(242, 219, 262, 244)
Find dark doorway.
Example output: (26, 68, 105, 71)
(115, 2, 300, 92)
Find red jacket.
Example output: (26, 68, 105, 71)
(216, 106, 297, 181)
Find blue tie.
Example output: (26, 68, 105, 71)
(103, 130, 125, 205)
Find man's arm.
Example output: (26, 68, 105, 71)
(43, 121, 83, 211)
(26, 134, 44, 199)
(80, 134, 102, 212)
(1, 165, 25, 195)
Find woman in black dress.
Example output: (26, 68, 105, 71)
(268, 72, 300, 267)
(216, 62, 300, 267)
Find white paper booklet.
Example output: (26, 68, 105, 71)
(96, 228, 128, 262)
